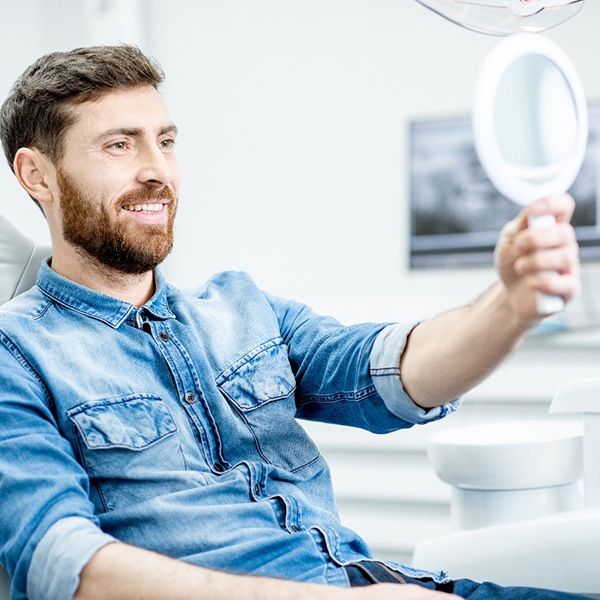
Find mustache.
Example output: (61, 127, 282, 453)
(118, 186, 177, 207)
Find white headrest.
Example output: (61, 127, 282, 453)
(0, 216, 50, 305)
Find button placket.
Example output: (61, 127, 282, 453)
(151, 321, 228, 477)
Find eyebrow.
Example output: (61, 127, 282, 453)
(94, 124, 178, 142)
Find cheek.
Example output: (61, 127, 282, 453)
(169, 164, 181, 194)
(72, 160, 128, 194)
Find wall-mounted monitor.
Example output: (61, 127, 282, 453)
(409, 102, 600, 269)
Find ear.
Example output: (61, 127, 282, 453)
(13, 148, 56, 206)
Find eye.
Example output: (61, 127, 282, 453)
(106, 140, 128, 152)
(160, 137, 176, 151)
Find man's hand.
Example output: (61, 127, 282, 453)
(399, 193, 581, 409)
(494, 193, 581, 322)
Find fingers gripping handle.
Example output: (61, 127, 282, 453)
(527, 213, 565, 315)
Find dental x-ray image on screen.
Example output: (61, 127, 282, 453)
(408, 102, 600, 269)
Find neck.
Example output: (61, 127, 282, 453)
(50, 244, 156, 307)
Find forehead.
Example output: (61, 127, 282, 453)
(66, 86, 173, 140)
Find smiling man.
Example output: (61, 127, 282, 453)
(12, 77, 179, 303)
(0, 45, 588, 600)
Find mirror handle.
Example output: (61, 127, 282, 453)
(527, 213, 565, 315)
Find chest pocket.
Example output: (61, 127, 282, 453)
(216, 338, 320, 472)
(67, 394, 187, 512)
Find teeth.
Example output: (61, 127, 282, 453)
(123, 203, 164, 213)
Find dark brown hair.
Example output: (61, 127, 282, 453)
(0, 45, 164, 172)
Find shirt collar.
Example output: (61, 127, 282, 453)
(36, 259, 176, 328)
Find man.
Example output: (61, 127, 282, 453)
(0, 46, 585, 600)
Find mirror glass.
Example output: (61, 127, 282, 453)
(494, 53, 578, 182)
(473, 33, 588, 206)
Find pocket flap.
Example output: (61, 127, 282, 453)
(67, 395, 177, 450)
(217, 338, 296, 411)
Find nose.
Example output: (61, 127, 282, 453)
(136, 141, 178, 189)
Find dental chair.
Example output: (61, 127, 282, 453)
(412, 386, 600, 596)
(0, 215, 51, 599)
(0, 216, 49, 305)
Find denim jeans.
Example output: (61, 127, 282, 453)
(344, 561, 594, 599)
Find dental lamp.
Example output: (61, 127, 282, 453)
(415, 0, 584, 35)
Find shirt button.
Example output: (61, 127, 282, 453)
(184, 392, 196, 404)
(291, 526, 300, 532)
(254, 484, 260, 495)
(159, 331, 169, 342)
(213, 463, 224, 473)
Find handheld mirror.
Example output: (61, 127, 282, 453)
(473, 33, 588, 314)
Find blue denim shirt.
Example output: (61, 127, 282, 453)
(0, 262, 458, 600)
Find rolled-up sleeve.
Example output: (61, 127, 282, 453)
(27, 517, 116, 600)
(0, 336, 115, 600)
(369, 323, 462, 424)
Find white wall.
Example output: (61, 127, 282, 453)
(2, 1, 600, 323)
(146, 0, 600, 323)
(149, 0, 501, 317)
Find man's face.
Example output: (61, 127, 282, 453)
(54, 85, 180, 275)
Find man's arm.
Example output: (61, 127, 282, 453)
(75, 542, 458, 599)
(400, 194, 579, 409)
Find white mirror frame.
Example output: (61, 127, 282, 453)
(473, 33, 588, 206)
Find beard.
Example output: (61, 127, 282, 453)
(57, 168, 177, 276)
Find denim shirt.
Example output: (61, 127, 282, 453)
(0, 262, 459, 600)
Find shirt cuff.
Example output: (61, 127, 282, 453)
(369, 322, 462, 424)
(27, 517, 117, 600)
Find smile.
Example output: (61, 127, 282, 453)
(122, 203, 165, 213)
